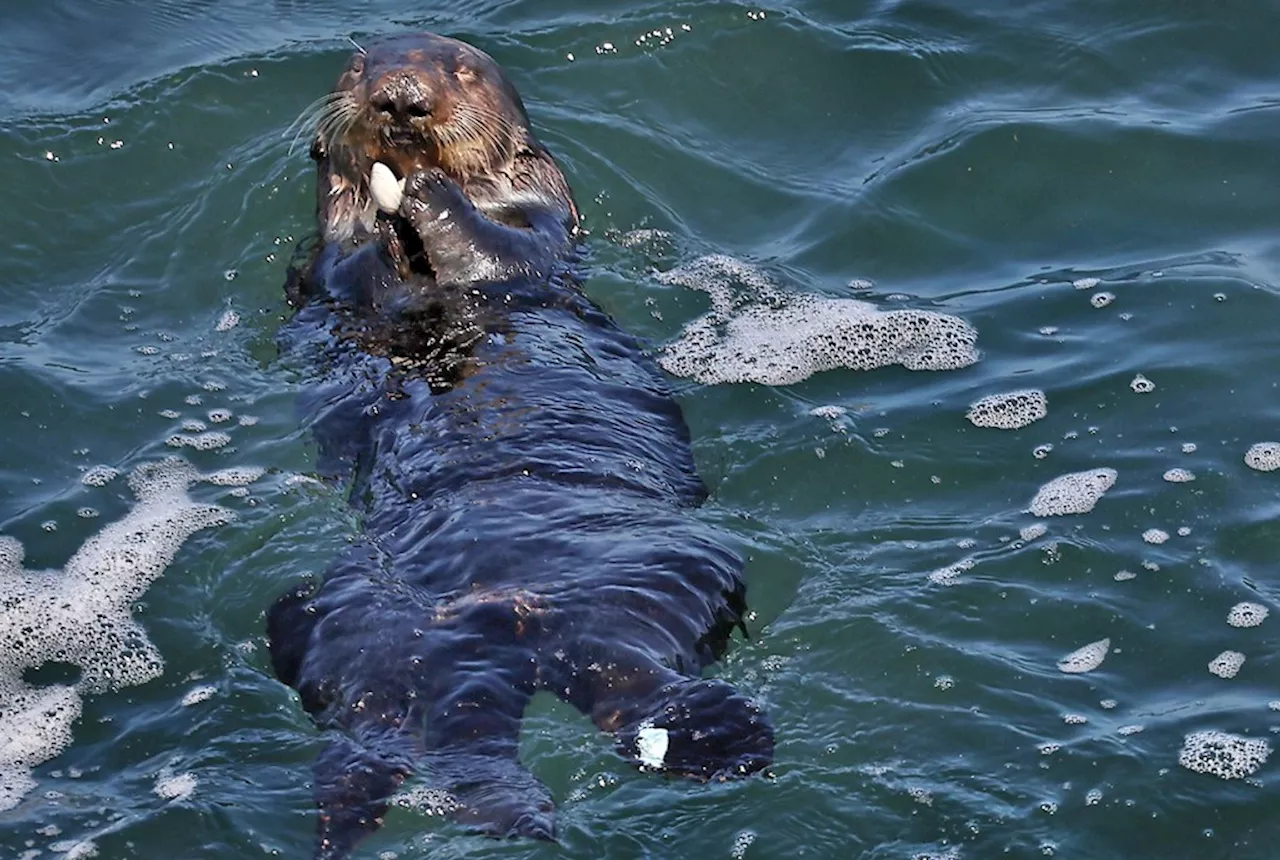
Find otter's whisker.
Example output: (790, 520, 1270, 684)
(284, 91, 347, 140)
(289, 92, 357, 155)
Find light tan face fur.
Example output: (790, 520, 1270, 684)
(309, 33, 534, 241)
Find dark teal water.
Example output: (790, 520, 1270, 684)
(3, 2, 1280, 857)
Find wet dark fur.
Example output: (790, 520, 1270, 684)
(268, 33, 773, 859)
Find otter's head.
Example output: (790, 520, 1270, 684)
(306, 33, 574, 242)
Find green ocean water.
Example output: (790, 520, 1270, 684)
(2, 1, 1280, 857)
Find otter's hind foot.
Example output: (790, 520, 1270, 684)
(614, 679, 773, 781)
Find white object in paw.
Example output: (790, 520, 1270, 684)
(636, 722, 669, 768)
(369, 162, 405, 213)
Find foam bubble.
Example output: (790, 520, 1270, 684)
(966, 389, 1047, 430)
(215, 310, 240, 332)
(656, 255, 978, 386)
(1179, 731, 1270, 780)
(1142, 528, 1169, 545)
(0, 458, 236, 811)
(1227, 602, 1268, 628)
(207, 409, 232, 424)
(203, 466, 265, 487)
(80, 466, 119, 488)
(165, 432, 231, 450)
(1114, 570, 1137, 581)
(1090, 292, 1115, 308)
(809, 405, 847, 421)
(1130, 374, 1155, 393)
(394, 785, 461, 816)
(52, 841, 98, 859)
(1073, 277, 1100, 290)
(1163, 468, 1195, 483)
(1244, 442, 1280, 472)
(1057, 638, 1110, 674)
(928, 557, 975, 586)
(155, 770, 197, 801)
(1029, 468, 1117, 517)
(181, 684, 216, 706)
(1208, 651, 1245, 679)
(1020, 523, 1048, 541)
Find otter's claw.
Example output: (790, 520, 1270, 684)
(402, 169, 469, 227)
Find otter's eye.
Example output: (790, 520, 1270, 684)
(349, 56, 365, 75)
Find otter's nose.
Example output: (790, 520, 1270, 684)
(369, 73, 433, 120)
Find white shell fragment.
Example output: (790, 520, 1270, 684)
(370, 162, 406, 213)
(636, 722, 670, 768)
(1057, 638, 1110, 674)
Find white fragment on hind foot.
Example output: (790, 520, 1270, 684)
(370, 162, 406, 213)
(636, 722, 669, 768)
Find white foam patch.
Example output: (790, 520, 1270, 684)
(1179, 731, 1270, 780)
(1245, 442, 1280, 472)
(1019, 523, 1048, 541)
(80, 466, 119, 488)
(0, 458, 251, 810)
(1142, 528, 1169, 545)
(1057, 638, 1109, 674)
(928, 557, 975, 586)
(154, 769, 198, 801)
(203, 466, 265, 487)
(181, 684, 216, 706)
(1130, 374, 1155, 393)
(1029, 468, 1117, 517)
(51, 841, 98, 859)
(636, 722, 669, 768)
(215, 310, 240, 332)
(1209, 650, 1245, 679)
(165, 432, 231, 450)
(966, 389, 1047, 430)
(655, 255, 978, 386)
(393, 785, 461, 816)
(1163, 468, 1195, 483)
(1227, 602, 1268, 629)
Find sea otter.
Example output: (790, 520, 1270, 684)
(267, 33, 773, 859)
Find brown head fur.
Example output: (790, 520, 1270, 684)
(306, 33, 578, 242)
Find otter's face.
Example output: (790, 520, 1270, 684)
(310, 33, 534, 241)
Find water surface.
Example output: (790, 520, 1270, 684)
(2, 1, 1280, 857)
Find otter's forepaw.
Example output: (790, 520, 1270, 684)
(402, 169, 470, 231)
